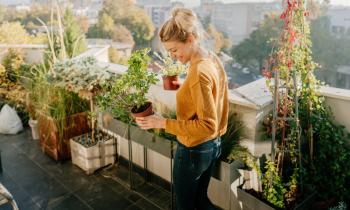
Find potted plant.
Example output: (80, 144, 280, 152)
(26, 93, 39, 140)
(207, 112, 255, 210)
(154, 52, 186, 90)
(31, 8, 91, 161)
(35, 80, 90, 161)
(47, 55, 117, 174)
(97, 48, 159, 120)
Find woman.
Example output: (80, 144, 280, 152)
(135, 8, 229, 210)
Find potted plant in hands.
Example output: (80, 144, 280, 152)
(154, 52, 186, 90)
(98, 48, 159, 120)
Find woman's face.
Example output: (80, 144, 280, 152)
(162, 36, 194, 64)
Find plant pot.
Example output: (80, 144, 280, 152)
(162, 75, 180, 90)
(208, 160, 245, 210)
(237, 187, 276, 210)
(37, 112, 90, 161)
(131, 102, 153, 118)
(28, 119, 39, 140)
(70, 130, 116, 175)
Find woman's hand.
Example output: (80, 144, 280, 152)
(135, 114, 167, 130)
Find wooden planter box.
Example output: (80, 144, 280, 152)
(208, 160, 245, 210)
(70, 131, 117, 175)
(38, 112, 90, 161)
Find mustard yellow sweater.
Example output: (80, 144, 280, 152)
(165, 53, 229, 147)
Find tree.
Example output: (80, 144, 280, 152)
(109, 47, 128, 65)
(20, 4, 51, 31)
(86, 13, 114, 39)
(311, 16, 350, 86)
(232, 0, 324, 75)
(206, 23, 232, 54)
(0, 5, 6, 23)
(63, 9, 87, 58)
(87, 13, 134, 44)
(101, 0, 155, 47)
(126, 10, 155, 47)
(112, 24, 134, 44)
(199, 15, 232, 54)
(0, 22, 31, 44)
(98, 13, 114, 37)
(76, 16, 89, 34)
(231, 14, 282, 74)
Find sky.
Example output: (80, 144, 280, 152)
(172, 0, 350, 8)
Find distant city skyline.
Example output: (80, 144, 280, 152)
(171, 0, 350, 8)
(1, 0, 350, 7)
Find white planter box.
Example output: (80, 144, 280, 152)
(70, 132, 116, 175)
(208, 160, 245, 210)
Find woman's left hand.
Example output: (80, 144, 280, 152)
(135, 114, 167, 130)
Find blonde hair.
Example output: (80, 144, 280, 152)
(159, 8, 201, 43)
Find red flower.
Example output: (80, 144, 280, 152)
(304, 11, 310, 17)
(280, 12, 287, 20)
(289, 30, 295, 43)
(262, 69, 272, 79)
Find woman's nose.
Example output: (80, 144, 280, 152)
(170, 53, 176, 60)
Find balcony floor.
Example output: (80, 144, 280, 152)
(0, 129, 171, 210)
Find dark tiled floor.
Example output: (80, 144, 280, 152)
(0, 129, 172, 210)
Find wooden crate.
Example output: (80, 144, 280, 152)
(38, 112, 90, 161)
(70, 131, 116, 174)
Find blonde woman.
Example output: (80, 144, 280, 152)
(136, 8, 229, 210)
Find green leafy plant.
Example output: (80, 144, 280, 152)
(30, 4, 89, 142)
(220, 112, 244, 162)
(62, 8, 87, 58)
(97, 48, 158, 122)
(46, 56, 114, 144)
(153, 52, 186, 76)
(2, 48, 24, 84)
(329, 202, 347, 210)
(47, 56, 112, 93)
(261, 0, 350, 207)
(262, 160, 287, 209)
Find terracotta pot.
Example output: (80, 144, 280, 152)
(162, 76, 180, 90)
(131, 102, 153, 118)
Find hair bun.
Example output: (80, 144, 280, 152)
(171, 8, 180, 18)
(159, 7, 202, 42)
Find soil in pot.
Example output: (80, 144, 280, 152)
(73, 130, 110, 147)
(162, 76, 180, 90)
(131, 102, 153, 118)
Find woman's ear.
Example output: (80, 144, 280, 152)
(187, 34, 194, 44)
